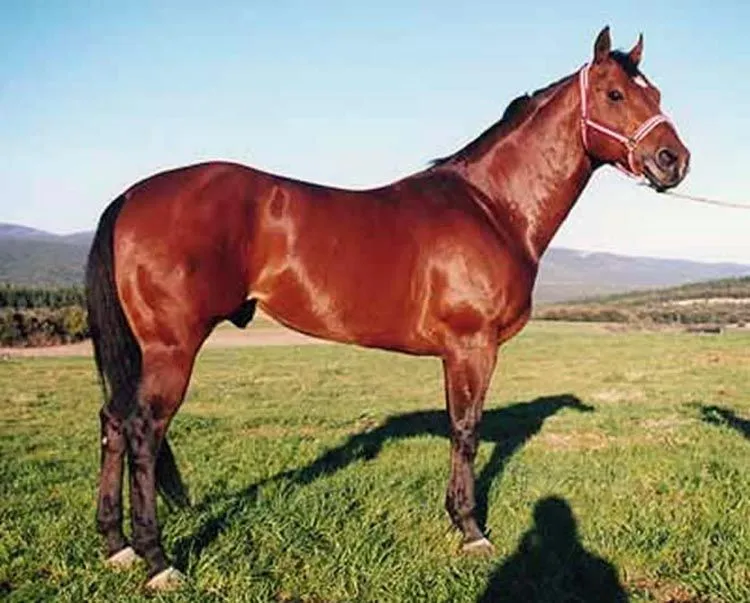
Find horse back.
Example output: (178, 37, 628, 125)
(246, 167, 537, 352)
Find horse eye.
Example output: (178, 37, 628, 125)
(608, 89, 624, 102)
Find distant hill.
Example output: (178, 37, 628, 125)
(0, 225, 93, 287)
(0, 223, 60, 241)
(1, 222, 749, 301)
(535, 248, 750, 303)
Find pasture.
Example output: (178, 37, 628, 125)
(1, 321, 749, 602)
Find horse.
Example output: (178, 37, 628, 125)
(86, 26, 690, 589)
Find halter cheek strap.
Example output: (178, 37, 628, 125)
(579, 63, 672, 178)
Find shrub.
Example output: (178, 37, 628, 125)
(0, 307, 89, 347)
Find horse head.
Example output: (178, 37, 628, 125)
(580, 26, 690, 191)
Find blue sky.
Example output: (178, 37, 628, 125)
(2, 1, 749, 262)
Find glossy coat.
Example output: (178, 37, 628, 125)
(87, 27, 690, 583)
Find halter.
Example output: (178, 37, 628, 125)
(578, 63, 671, 178)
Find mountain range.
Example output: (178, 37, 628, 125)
(2, 222, 749, 302)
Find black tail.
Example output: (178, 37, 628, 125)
(155, 439, 191, 509)
(86, 194, 189, 508)
(86, 194, 141, 419)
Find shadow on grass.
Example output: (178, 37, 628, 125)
(171, 393, 593, 568)
(478, 496, 628, 602)
(700, 405, 750, 440)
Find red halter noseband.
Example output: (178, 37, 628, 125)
(578, 63, 672, 178)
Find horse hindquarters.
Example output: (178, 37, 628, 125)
(87, 194, 201, 586)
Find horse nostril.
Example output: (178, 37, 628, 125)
(657, 148, 678, 170)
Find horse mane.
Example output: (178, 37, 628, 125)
(429, 73, 573, 167)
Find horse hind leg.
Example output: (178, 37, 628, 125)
(96, 341, 194, 579)
(125, 344, 197, 589)
(95, 346, 142, 568)
(98, 405, 136, 567)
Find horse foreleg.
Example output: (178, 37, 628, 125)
(442, 336, 498, 553)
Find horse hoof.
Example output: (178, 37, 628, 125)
(461, 537, 496, 556)
(145, 567, 186, 591)
(105, 546, 139, 569)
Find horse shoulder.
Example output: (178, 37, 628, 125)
(421, 209, 537, 349)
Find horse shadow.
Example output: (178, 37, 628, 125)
(478, 496, 628, 602)
(699, 405, 750, 440)
(171, 393, 594, 568)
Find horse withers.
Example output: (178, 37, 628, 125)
(86, 26, 689, 589)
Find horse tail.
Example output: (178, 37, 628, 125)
(155, 438, 190, 509)
(85, 194, 142, 420)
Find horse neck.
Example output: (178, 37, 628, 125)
(445, 75, 594, 263)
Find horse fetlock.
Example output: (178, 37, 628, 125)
(446, 492, 475, 524)
(132, 536, 168, 576)
(98, 524, 128, 559)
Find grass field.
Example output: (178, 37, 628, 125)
(1, 322, 749, 602)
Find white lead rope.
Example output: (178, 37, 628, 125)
(639, 184, 750, 210)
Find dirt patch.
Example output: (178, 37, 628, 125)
(696, 350, 750, 367)
(536, 430, 611, 451)
(593, 388, 646, 404)
(639, 417, 690, 431)
(0, 325, 327, 358)
(240, 424, 328, 439)
(629, 577, 707, 603)
(537, 416, 692, 452)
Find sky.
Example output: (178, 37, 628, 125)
(1, 1, 749, 263)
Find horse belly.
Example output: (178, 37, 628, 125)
(252, 247, 431, 353)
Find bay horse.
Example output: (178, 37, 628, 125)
(86, 27, 689, 589)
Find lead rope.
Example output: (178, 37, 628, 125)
(638, 184, 750, 210)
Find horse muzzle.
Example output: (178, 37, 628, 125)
(641, 145, 690, 192)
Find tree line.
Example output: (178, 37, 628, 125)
(0, 284, 86, 310)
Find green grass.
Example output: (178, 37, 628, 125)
(1, 322, 749, 602)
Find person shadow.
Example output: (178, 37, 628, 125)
(699, 405, 750, 440)
(478, 496, 628, 602)
(171, 393, 594, 568)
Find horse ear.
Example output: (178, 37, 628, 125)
(593, 26, 611, 64)
(628, 33, 644, 67)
